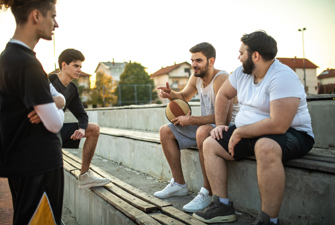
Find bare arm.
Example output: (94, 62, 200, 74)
(211, 79, 237, 139)
(228, 97, 300, 156)
(157, 74, 198, 102)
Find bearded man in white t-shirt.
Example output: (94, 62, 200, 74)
(193, 31, 314, 225)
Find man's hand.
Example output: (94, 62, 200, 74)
(228, 129, 242, 157)
(210, 125, 229, 140)
(171, 111, 191, 126)
(70, 128, 85, 140)
(157, 82, 172, 99)
(28, 110, 41, 124)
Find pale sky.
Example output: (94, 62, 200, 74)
(0, 0, 334, 79)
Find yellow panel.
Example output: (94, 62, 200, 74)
(165, 104, 176, 121)
(29, 192, 56, 225)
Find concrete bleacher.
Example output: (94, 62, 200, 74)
(63, 96, 335, 225)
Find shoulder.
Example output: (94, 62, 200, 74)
(49, 74, 58, 82)
(214, 70, 230, 83)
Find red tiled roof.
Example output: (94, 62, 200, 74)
(48, 68, 91, 76)
(150, 62, 190, 78)
(317, 68, 335, 79)
(277, 57, 318, 69)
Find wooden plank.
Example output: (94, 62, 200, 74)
(150, 213, 185, 225)
(161, 206, 206, 225)
(70, 169, 158, 213)
(63, 160, 78, 172)
(104, 183, 157, 212)
(63, 154, 82, 170)
(62, 150, 172, 208)
(91, 187, 161, 225)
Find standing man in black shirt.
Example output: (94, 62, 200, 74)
(0, 0, 65, 224)
(49, 48, 110, 189)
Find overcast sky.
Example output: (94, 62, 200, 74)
(1, 0, 334, 79)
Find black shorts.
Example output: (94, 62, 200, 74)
(60, 123, 81, 148)
(216, 125, 315, 161)
(8, 167, 64, 225)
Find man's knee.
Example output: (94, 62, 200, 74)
(159, 125, 174, 139)
(87, 123, 100, 137)
(255, 138, 282, 164)
(203, 137, 217, 155)
(196, 125, 212, 142)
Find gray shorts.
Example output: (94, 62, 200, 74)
(168, 123, 215, 150)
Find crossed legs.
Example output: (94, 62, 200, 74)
(203, 136, 285, 218)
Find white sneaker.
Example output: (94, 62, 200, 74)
(154, 178, 188, 199)
(78, 170, 110, 189)
(183, 187, 212, 212)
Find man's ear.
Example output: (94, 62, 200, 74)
(61, 62, 67, 70)
(31, 10, 41, 24)
(209, 57, 215, 67)
(252, 51, 261, 62)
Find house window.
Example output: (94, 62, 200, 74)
(184, 68, 191, 77)
(315, 86, 317, 90)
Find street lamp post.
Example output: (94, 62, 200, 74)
(298, 27, 307, 93)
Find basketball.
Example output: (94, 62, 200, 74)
(165, 99, 191, 122)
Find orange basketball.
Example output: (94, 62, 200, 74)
(165, 99, 191, 122)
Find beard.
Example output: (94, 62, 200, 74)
(194, 61, 209, 78)
(242, 53, 255, 75)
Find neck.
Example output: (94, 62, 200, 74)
(253, 59, 275, 81)
(12, 25, 39, 50)
(201, 67, 217, 87)
(57, 71, 72, 87)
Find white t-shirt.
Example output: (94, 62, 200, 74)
(229, 59, 314, 138)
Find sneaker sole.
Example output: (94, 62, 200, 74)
(78, 180, 110, 190)
(192, 213, 236, 223)
(154, 191, 188, 199)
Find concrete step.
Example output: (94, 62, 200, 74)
(87, 127, 335, 225)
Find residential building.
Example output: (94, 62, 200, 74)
(150, 62, 192, 103)
(95, 60, 127, 82)
(317, 68, 335, 94)
(48, 69, 91, 105)
(277, 57, 318, 94)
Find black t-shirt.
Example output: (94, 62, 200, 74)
(0, 43, 63, 177)
(49, 74, 88, 130)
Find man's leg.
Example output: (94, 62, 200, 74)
(81, 123, 100, 174)
(182, 125, 214, 213)
(254, 138, 284, 218)
(192, 136, 236, 223)
(203, 137, 234, 198)
(196, 125, 214, 195)
(154, 124, 190, 199)
(78, 122, 110, 189)
(159, 124, 185, 184)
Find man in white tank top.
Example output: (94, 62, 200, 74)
(153, 42, 234, 213)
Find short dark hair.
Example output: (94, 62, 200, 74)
(0, 0, 57, 25)
(189, 42, 216, 60)
(241, 31, 277, 61)
(58, 49, 85, 70)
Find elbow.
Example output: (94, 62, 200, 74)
(45, 122, 63, 133)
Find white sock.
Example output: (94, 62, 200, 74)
(174, 182, 187, 187)
(219, 197, 229, 205)
(270, 218, 278, 224)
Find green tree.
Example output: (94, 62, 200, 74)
(115, 61, 157, 106)
(88, 71, 117, 107)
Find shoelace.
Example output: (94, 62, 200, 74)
(192, 192, 206, 203)
(204, 201, 220, 212)
(163, 181, 175, 191)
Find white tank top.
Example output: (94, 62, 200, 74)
(196, 70, 228, 116)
